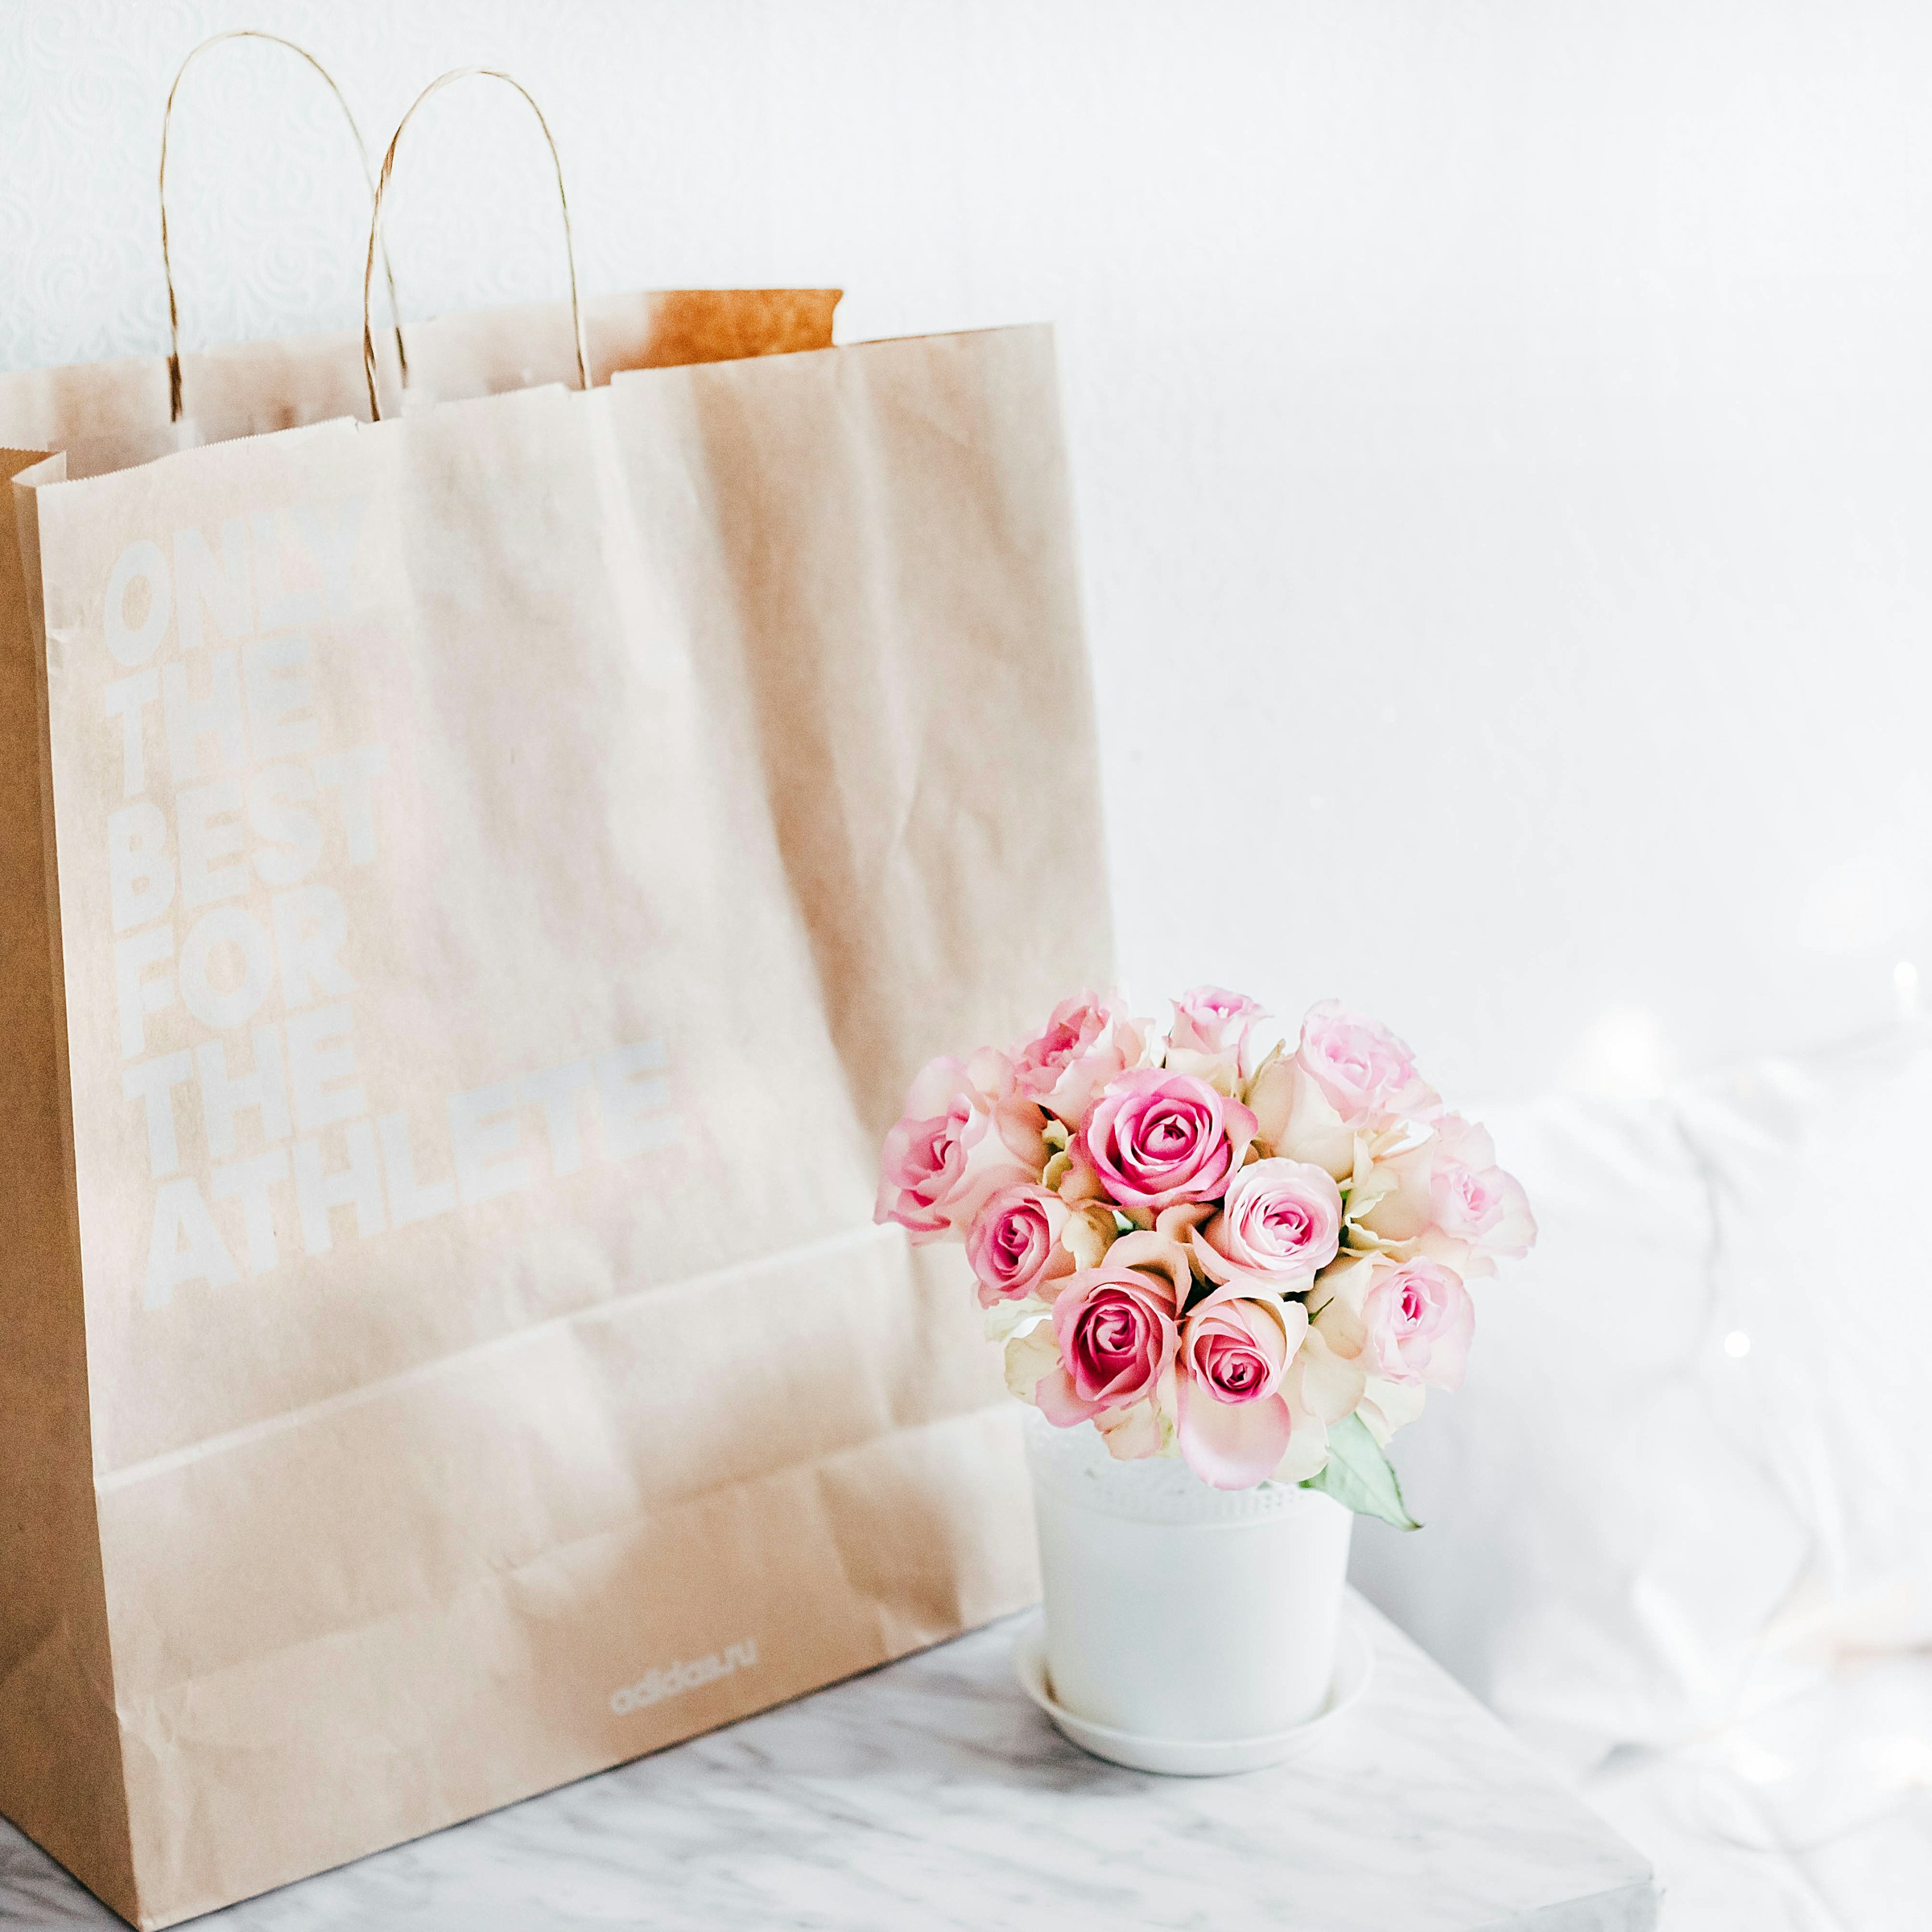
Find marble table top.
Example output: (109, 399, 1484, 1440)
(1, 1593, 1654, 1931)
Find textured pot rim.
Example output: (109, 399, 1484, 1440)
(1022, 1406, 1344, 1527)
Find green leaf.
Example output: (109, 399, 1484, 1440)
(1302, 1412, 1420, 1530)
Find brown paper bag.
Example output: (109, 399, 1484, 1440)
(3, 313, 1109, 1926)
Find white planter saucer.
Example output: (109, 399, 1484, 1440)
(1012, 1596, 1375, 1776)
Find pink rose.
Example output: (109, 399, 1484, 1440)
(1165, 985, 1269, 1092)
(1175, 1290, 1302, 1489)
(1194, 1158, 1344, 1290)
(1035, 1263, 1180, 1428)
(1170, 985, 1266, 1055)
(874, 1050, 1045, 1243)
(1011, 990, 1148, 1125)
(1296, 1000, 1436, 1126)
(965, 1184, 1072, 1308)
(1423, 1114, 1537, 1278)
(1079, 1068, 1257, 1211)
(1361, 1257, 1473, 1390)
(1433, 1160, 1507, 1239)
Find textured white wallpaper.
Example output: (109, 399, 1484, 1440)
(6, 0, 1932, 1100)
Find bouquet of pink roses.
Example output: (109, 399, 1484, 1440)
(874, 989, 1535, 1521)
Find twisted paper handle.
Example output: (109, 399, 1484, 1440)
(159, 29, 407, 423)
(361, 68, 588, 423)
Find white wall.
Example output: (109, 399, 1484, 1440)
(6, 0, 1929, 1101)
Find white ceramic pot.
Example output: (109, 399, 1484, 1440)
(1025, 1410, 1353, 1744)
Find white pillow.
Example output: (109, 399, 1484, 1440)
(1349, 1082, 1814, 1771)
(1674, 1022, 1932, 1660)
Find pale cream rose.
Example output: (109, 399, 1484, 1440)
(1306, 1250, 1377, 1335)
(1291, 1319, 1369, 1421)
(984, 1294, 1055, 1344)
(1003, 1315, 1061, 1404)
(1245, 1054, 1355, 1180)
(1356, 1376, 1427, 1445)
(1305, 1251, 1382, 1466)
(1096, 1382, 1175, 1460)
(1340, 1119, 1436, 1258)
(1061, 1199, 1122, 1270)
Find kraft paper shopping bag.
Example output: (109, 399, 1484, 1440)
(2, 68, 1108, 1925)
(7, 319, 1108, 1930)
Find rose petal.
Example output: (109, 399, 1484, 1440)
(1246, 1058, 1355, 1179)
(1291, 1325, 1369, 1423)
(1003, 1319, 1063, 1404)
(1356, 1375, 1427, 1444)
(1176, 1381, 1293, 1490)
(1100, 1229, 1192, 1307)
(1033, 1362, 1098, 1427)
(1270, 1412, 1331, 1484)
(1096, 1397, 1166, 1460)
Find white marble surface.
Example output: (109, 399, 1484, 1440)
(0, 1594, 1655, 1931)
